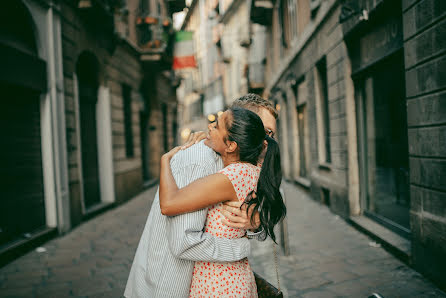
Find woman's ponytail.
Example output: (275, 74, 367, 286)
(246, 135, 286, 243)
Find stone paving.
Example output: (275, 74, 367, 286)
(0, 182, 444, 297)
(249, 181, 445, 298)
(0, 187, 158, 298)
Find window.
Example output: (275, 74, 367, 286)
(355, 54, 410, 235)
(297, 104, 307, 178)
(315, 57, 331, 164)
(279, 0, 290, 48)
(297, 0, 311, 35)
(294, 79, 310, 181)
(279, 0, 298, 48)
(172, 107, 178, 146)
(162, 103, 168, 152)
(139, 0, 149, 14)
(122, 84, 134, 158)
(190, 97, 203, 120)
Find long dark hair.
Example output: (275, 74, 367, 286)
(226, 107, 286, 242)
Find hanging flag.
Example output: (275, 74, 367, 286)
(173, 31, 196, 69)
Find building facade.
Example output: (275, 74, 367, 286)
(0, 0, 183, 264)
(176, 0, 228, 140)
(176, 0, 269, 140)
(253, 0, 445, 289)
(0, 0, 68, 264)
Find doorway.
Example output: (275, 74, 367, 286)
(76, 53, 101, 210)
(0, 83, 46, 246)
(356, 53, 410, 237)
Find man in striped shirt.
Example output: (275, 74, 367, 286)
(124, 94, 278, 297)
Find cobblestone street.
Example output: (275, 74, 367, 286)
(0, 182, 444, 298)
(250, 182, 445, 298)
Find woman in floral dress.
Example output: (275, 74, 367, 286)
(159, 107, 286, 297)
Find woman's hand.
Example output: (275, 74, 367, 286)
(162, 146, 182, 162)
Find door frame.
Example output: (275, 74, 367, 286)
(73, 73, 115, 215)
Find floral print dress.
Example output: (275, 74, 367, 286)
(189, 162, 261, 298)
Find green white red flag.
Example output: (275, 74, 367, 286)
(173, 31, 196, 69)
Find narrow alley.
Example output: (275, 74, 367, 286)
(0, 182, 444, 297)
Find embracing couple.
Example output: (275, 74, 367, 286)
(125, 94, 286, 297)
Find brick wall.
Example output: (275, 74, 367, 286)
(403, 0, 446, 289)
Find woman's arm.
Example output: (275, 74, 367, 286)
(159, 147, 238, 216)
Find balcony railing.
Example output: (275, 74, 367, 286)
(136, 13, 172, 51)
(77, 0, 125, 53)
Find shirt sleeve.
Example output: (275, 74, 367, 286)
(165, 163, 250, 262)
(247, 229, 267, 241)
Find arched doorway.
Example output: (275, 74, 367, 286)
(0, 1, 47, 245)
(76, 52, 101, 210)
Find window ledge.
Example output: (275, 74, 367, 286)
(295, 177, 311, 189)
(348, 215, 411, 264)
(318, 163, 332, 170)
(83, 202, 115, 221)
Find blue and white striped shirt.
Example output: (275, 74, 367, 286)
(125, 141, 261, 298)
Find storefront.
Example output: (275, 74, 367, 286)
(0, 2, 48, 247)
(344, 1, 410, 237)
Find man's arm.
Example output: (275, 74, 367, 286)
(165, 162, 250, 262)
(247, 229, 267, 241)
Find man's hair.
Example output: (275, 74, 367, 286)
(231, 93, 278, 119)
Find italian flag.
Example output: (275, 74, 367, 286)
(173, 31, 196, 69)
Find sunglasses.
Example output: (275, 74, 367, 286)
(265, 128, 275, 139)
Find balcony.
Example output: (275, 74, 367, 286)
(136, 14, 172, 51)
(77, 0, 125, 53)
(76, 0, 116, 30)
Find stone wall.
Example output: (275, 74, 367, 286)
(61, 2, 144, 226)
(270, 2, 351, 218)
(403, 0, 446, 289)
